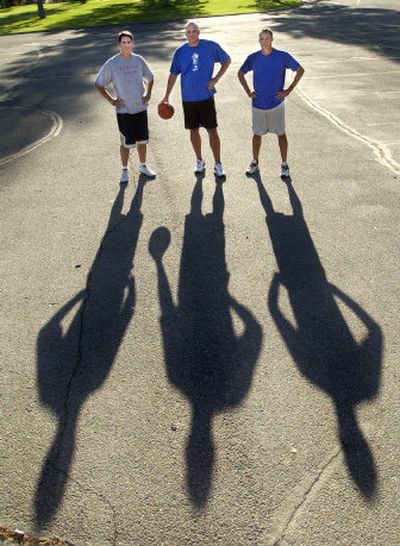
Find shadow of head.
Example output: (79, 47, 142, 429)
(149, 226, 171, 261)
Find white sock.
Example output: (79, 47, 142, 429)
(122, 165, 128, 170)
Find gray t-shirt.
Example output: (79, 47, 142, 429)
(95, 53, 154, 114)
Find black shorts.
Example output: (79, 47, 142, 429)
(183, 97, 217, 130)
(117, 110, 149, 148)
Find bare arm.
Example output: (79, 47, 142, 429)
(161, 73, 178, 103)
(95, 83, 125, 108)
(143, 78, 154, 104)
(237, 69, 256, 98)
(276, 65, 305, 100)
(208, 58, 231, 89)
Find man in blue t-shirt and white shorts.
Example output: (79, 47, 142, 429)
(238, 28, 304, 179)
(160, 21, 231, 178)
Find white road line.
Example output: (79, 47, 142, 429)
(296, 88, 400, 175)
(0, 107, 63, 166)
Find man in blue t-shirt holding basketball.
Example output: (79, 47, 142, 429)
(160, 21, 231, 178)
(238, 29, 304, 179)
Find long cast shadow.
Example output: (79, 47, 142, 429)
(35, 177, 147, 527)
(254, 174, 382, 498)
(149, 176, 262, 508)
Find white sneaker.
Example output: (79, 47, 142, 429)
(139, 163, 156, 178)
(214, 161, 225, 178)
(195, 158, 205, 173)
(246, 160, 259, 175)
(120, 168, 129, 183)
(281, 163, 290, 178)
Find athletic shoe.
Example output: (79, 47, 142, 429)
(246, 160, 259, 175)
(120, 168, 129, 184)
(139, 163, 156, 178)
(195, 158, 205, 173)
(214, 161, 226, 178)
(281, 163, 290, 178)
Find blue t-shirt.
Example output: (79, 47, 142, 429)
(240, 49, 300, 110)
(170, 39, 230, 103)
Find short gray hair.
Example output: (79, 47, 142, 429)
(185, 21, 199, 31)
(259, 28, 273, 39)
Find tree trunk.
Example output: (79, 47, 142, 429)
(37, 0, 46, 19)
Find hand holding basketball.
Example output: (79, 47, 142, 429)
(158, 102, 174, 120)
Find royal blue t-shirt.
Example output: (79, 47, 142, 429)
(170, 39, 230, 103)
(240, 49, 300, 110)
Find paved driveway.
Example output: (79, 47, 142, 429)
(1, 2, 399, 545)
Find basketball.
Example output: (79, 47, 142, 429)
(158, 102, 174, 120)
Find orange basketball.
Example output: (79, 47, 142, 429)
(158, 102, 174, 120)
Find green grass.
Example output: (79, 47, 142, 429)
(0, 0, 299, 35)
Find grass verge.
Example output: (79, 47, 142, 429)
(0, 0, 300, 35)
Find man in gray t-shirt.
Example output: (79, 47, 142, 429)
(95, 30, 156, 182)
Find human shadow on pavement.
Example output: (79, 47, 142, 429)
(149, 176, 262, 508)
(254, 174, 382, 498)
(35, 177, 147, 527)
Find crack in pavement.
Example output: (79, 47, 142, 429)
(41, 470, 118, 546)
(39, 214, 128, 544)
(267, 445, 342, 546)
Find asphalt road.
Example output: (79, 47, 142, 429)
(1, 1, 399, 545)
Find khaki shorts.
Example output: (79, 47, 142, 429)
(252, 103, 285, 136)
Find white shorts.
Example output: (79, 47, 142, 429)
(252, 103, 285, 136)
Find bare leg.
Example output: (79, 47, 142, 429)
(190, 128, 202, 159)
(252, 135, 262, 162)
(278, 134, 288, 163)
(206, 128, 221, 163)
(136, 143, 147, 164)
(120, 145, 130, 168)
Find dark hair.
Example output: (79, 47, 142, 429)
(259, 28, 273, 39)
(118, 30, 133, 43)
